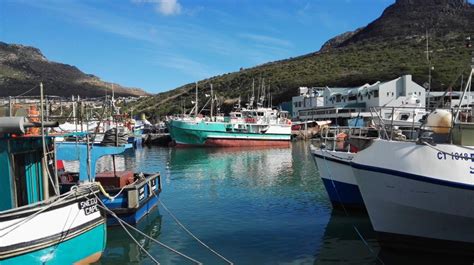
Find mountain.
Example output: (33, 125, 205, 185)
(132, 0, 474, 117)
(0, 41, 148, 97)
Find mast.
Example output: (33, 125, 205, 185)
(426, 29, 433, 110)
(195, 82, 198, 117)
(455, 37, 473, 121)
(210, 84, 214, 118)
(250, 79, 255, 109)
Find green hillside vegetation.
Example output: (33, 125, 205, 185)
(127, 0, 474, 118)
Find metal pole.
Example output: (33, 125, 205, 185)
(210, 84, 214, 119)
(8, 96, 12, 117)
(195, 82, 198, 117)
(40, 83, 50, 199)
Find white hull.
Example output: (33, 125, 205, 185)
(352, 139, 474, 244)
(310, 146, 355, 185)
(310, 145, 364, 206)
(0, 187, 105, 259)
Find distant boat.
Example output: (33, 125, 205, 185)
(0, 117, 107, 264)
(168, 108, 292, 147)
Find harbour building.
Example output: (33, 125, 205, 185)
(293, 75, 426, 124)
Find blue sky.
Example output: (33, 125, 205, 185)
(0, 0, 398, 93)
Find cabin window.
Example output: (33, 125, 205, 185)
(400, 113, 410, 120)
(373, 90, 379, 98)
(387, 92, 390, 96)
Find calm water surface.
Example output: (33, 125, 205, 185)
(94, 141, 473, 265)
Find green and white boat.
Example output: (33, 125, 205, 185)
(168, 108, 292, 147)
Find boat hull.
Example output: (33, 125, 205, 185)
(311, 147, 364, 208)
(169, 119, 291, 147)
(0, 189, 107, 264)
(352, 139, 474, 250)
(102, 173, 161, 225)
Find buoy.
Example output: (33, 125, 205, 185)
(426, 110, 452, 134)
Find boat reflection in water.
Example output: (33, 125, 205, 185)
(316, 210, 474, 265)
(169, 146, 294, 185)
(95, 207, 162, 264)
(315, 210, 379, 265)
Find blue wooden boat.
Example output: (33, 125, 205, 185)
(56, 138, 162, 225)
(0, 117, 107, 265)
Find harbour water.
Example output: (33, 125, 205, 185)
(94, 141, 474, 265)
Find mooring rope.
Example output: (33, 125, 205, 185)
(94, 196, 160, 264)
(94, 193, 202, 265)
(158, 198, 234, 265)
(95, 179, 138, 202)
(320, 148, 385, 265)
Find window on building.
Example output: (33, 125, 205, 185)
(387, 92, 390, 96)
(374, 90, 379, 98)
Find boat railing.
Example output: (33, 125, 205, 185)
(369, 106, 474, 144)
(369, 106, 428, 142)
(318, 126, 372, 153)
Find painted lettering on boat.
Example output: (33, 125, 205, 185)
(139, 187, 145, 201)
(436, 151, 474, 161)
(79, 197, 99, 215)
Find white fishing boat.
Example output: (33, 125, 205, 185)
(310, 127, 364, 208)
(352, 64, 474, 253)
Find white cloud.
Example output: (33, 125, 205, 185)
(156, 0, 181, 16)
(133, 0, 182, 16)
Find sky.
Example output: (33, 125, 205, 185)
(0, 0, 398, 93)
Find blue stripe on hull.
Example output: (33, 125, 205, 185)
(106, 195, 159, 225)
(352, 163, 474, 191)
(2, 223, 106, 265)
(321, 178, 365, 208)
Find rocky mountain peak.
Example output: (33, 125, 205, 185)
(395, 0, 469, 8)
(335, 0, 474, 47)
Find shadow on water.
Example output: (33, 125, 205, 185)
(95, 208, 163, 265)
(315, 209, 380, 265)
(316, 209, 474, 265)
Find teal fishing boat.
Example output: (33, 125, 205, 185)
(168, 81, 292, 147)
(0, 117, 107, 265)
(168, 108, 292, 147)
